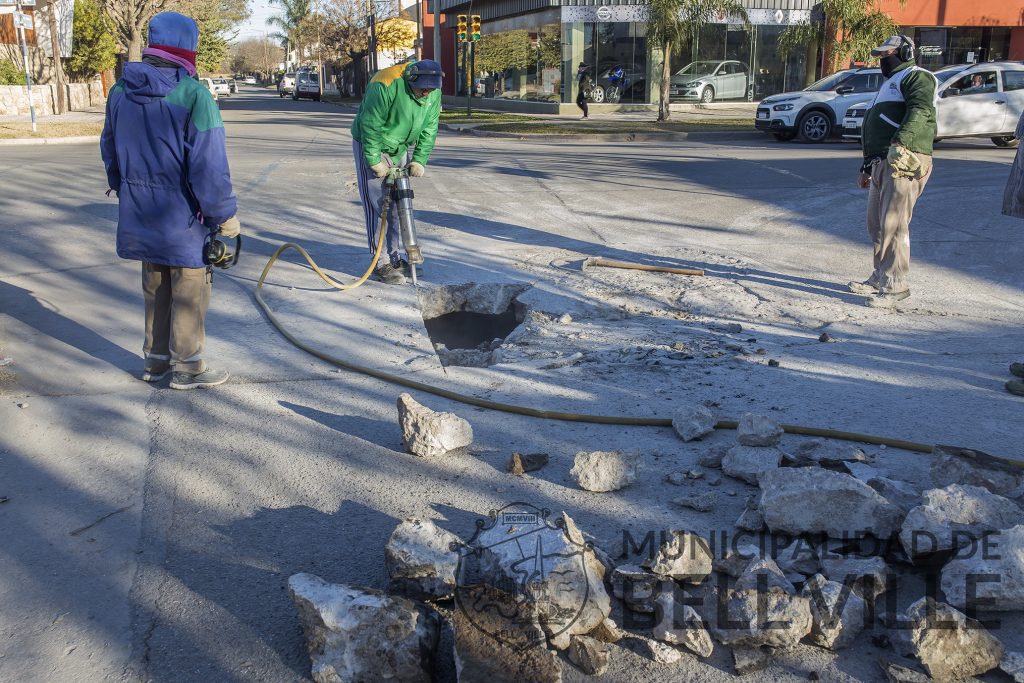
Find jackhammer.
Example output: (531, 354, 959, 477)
(385, 166, 423, 287)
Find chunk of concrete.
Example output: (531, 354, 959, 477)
(714, 543, 763, 578)
(737, 413, 784, 447)
(672, 404, 717, 442)
(625, 635, 682, 664)
(941, 523, 1024, 611)
(899, 484, 1022, 559)
(509, 452, 549, 475)
(570, 450, 639, 492)
(732, 646, 771, 676)
(722, 445, 782, 484)
(589, 617, 624, 644)
(775, 539, 820, 576)
(1001, 651, 1024, 683)
(820, 556, 892, 603)
(801, 573, 866, 650)
(652, 591, 714, 658)
(397, 393, 473, 457)
(931, 446, 1023, 496)
(567, 635, 609, 676)
(610, 564, 661, 613)
(903, 598, 1004, 681)
(288, 573, 439, 683)
(878, 658, 930, 683)
(791, 439, 871, 467)
(699, 446, 727, 469)
(671, 492, 716, 513)
(385, 518, 460, 601)
(759, 468, 903, 539)
(641, 530, 713, 583)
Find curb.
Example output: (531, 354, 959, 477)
(0, 135, 99, 146)
(441, 124, 760, 143)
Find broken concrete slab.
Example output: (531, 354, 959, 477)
(899, 484, 1022, 559)
(508, 451, 549, 475)
(791, 439, 871, 467)
(867, 477, 922, 514)
(714, 543, 763, 578)
(589, 617, 624, 644)
(699, 446, 727, 469)
(671, 404, 717, 442)
(397, 393, 473, 457)
(736, 493, 766, 531)
(287, 573, 439, 683)
(759, 468, 903, 539)
(610, 564, 661, 613)
(801, 573, 866, 650)
(570, 450, 639, 493)
(931, 446, 1023, 496)
(878, 657, 930, 683)
(732, 645, 771, 675)
(623, 635, 683, 664)
(903, 597, 1004, 681)
(820, 556, 893, 604)
(1001, 651, 1024, 683)
(641, 530, 713, 583)
(774, 539, 820, 577)
(450, 590, 562, 683)
(385, 518, 461, 601)
(722, 445, 783, 485)
(567, 635, 609, 676)
(941, 523, 1024, 611)
(671, 492, 716, 513)
(652, 591, 714, 658)
(736, 413, 784, 447)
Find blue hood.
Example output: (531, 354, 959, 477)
(121, 62, 180, 103)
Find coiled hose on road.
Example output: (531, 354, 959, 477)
(253, 193, 1020, 467)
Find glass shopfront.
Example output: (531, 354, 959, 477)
(462, 9, 562, 102)
(911, 26, 1011, 70)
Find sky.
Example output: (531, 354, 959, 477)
(236, 0, 277, 42)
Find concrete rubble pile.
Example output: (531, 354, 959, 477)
(286, 409, 1024, 681)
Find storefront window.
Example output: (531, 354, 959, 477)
(576, 22, 648, 104)
(469, 23, 561, 101)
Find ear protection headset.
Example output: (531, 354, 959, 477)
(897, 34, 915, 62)
(203, 232, 241, 269)
(404, 63, 444, 84)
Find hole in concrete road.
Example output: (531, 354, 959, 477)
(419, 283, 530, 367)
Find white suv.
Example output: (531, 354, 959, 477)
(755, 68, 883, 142)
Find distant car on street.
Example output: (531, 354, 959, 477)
(228, 78, 238, 94)
(243, 76, 257, 85)
(293, 71, 322, 101)
(210, 78, 231, 97)
(670, 60, 750, 103)
(755, 67, 883, 142)
(200, 77, 219, 103)
(278, 72, 296, 97)
(840, 62, 1024, 147)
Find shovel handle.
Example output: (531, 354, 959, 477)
(584, 257, 704, 277)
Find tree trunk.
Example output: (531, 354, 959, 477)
(803, 36, 819, 87)
(659, 39, 672, 122)
(128, 26, 144, 62)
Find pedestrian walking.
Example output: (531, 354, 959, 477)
(1000, 111, 1024, 396)
(350, 60, 442, 284)
(576, 62, 590, 119)
(851, 35, 937, 308)
(100, 12, 239, 389)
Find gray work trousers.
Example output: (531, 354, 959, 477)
(866, 154, 933, 294)
(352, 139, 411, 264)
(142, 262, 211, 373)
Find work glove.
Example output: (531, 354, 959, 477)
(370, 161, 390, 178)
(887, 144, 922, 179)
(219, 215, 241, 238)
(408, 161, 425, 178)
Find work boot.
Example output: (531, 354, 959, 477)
(142, 359, 171, 382)
(169, 367, 230, 390)
(375, 261, 406, 285)
(848, 279, 879, 295)
(1010, 362, 1024, 378)
(1007, 379, 1024, 397)
(865, 290, 910, 309)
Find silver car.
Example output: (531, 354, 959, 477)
(670, 60, 750, 103)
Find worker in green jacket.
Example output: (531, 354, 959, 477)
(851, 35, 937, 308)
(351, 60, 443, 284)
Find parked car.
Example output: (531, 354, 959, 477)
(200, 78, 219, 102)
(278, 72, 296, 97)
(840, 62, 1024, 147)
(670, 60, 750, 103)
(243, 76, 257, 85)
(293, 71, 322, 101)
(228, 78, 238, 94)
(755, 67, 884, 142)
(210, 78, 231, 97)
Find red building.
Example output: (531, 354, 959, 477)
(879, 0, 1024, 66)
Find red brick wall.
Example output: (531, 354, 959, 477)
(878, 0, 1024, 27)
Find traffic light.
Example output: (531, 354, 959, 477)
(470, 15, 481, 41)
(456, 14, 468, 42)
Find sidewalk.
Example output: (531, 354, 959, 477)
(0, 105, 105, 124)
(0, 106, 105, 145)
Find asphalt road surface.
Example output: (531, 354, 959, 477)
(1, 86, 1022, 682)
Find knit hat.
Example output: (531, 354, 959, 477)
(142, 12, 199, 76)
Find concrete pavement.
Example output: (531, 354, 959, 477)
(1, 85, 1023, 682)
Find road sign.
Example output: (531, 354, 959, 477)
(13, 10, 32, 28)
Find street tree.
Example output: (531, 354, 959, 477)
(475, 30, 532, 76)
(65, 0, 118, 81)
(646, 0, 748, 121)
(102, 0, 163, 61)
(778, 0, 902, 82)
(230, 37, 284, 78)
(267, 0, 312, 67)
(374, 17, 415, 62)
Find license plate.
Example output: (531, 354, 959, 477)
(843, 122, 857, 129)
(757, 111, 768, 120)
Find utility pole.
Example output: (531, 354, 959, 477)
(46, 0, 65, 114)
(415, 0, 422, 60)
(314, 0, 324, 96)
(13, 0, 37, 132)
(432, 0, 439, 61)
(367, 0, 377, 72)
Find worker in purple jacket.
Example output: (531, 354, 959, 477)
(101, 12, 239, 389)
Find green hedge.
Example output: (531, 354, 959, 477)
(0, 59, 26, 86)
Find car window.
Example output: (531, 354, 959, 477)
(1003, 71, 1024, 92)
(949, 71, 998, 95)
(676, 62, 720, 76)
(805, 70, 855, 92)
(840, 73, 882, 93)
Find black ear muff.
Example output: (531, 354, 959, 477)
(898, 35, 914, 63)
(405, 64, 444, 83)
(203, 233, 241, 269)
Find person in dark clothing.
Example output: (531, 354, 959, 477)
(101, 12, 239, 389)
(576, 62, 590, 119)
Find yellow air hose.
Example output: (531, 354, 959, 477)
(253, 197, 1021, 467)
